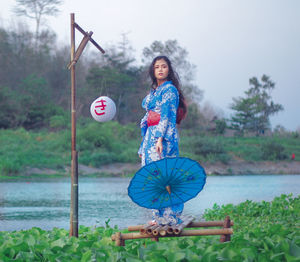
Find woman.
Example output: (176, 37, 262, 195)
(138, 56, 187, 225)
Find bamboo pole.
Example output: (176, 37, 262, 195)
(167, 226, 174, 234)
(173, 216, 194, 235)
(158, 225, 169, 236)
(69, 13, 78, 238)
(140, 224, 156, 234)
(112, 228, 233, 242)
(128, 220, 234, 232)
(68, 13, 105, 238)
(146, 224, 160, 235)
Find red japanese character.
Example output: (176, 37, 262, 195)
(94, 99, 107, 115)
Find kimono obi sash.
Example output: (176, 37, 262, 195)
(147, 110, 160, 126)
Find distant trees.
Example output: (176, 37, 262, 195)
(0, 19, 230, 133)
(0, 23, 67, 129)
(230, 75, 283, 135)
(0, 15, 286, 136)
(13, 0, 63, 48)
(142, 39, 203, 104)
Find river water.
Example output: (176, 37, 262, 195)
(0, 175, 300, 231)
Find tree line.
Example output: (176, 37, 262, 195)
(0, 23, 207, 130)
(0, 0, 284, 134)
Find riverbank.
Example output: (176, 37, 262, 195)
(1, 126, 300, 178)
(18, 160, 300, 178)
(204, 159, 300, 175)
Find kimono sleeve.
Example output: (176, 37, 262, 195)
(154, 86, 178, 138)
(140, 112, 148, 137)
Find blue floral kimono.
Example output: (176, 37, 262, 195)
(138, 81, 183, 225)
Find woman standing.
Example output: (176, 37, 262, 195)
(138, 56, 187, 225)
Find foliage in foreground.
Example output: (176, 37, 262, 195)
(0, 194, 299, 261)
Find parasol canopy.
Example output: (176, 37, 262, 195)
(128, 157, 206, 210)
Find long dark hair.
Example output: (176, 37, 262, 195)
(149, 55, 187, 124)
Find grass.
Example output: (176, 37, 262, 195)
(1, 122, 300, 177)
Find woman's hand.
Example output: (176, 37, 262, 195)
(155, 137, 163, 154)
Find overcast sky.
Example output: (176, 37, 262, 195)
(1, 0, 299, 130)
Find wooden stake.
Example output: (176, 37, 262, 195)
(115, 232, 125, 246)
(220, 216, 231, 243)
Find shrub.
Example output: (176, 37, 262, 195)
(261, 141, 288, 160)
(193, 137, 225, 156)
(215, 119, 227, 135)
(180, 136, 231, 163)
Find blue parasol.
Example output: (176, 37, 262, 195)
(128, 157, 206, 210)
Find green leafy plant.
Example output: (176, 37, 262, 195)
(1, 194, 299, 261)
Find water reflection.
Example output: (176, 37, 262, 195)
(0, 175, 299, 231)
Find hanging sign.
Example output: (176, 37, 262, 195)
(90, 96, 116, 122)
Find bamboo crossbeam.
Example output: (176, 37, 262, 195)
(74, 23, 105, 54)
(128, 220, 234, 232)
(112, 228, 233, 241)
(173, 215, 194, 235)
(67, 31, 93, 69)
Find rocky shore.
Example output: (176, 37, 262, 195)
(203, 160, 300, 175)
(24, 160, 300, 177)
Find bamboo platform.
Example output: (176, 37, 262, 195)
(111, 215, 233, 246)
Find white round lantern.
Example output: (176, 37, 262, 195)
(90, 96, 116, 122)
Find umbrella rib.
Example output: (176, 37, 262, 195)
(135, 169, 159, 180)
(130, 188, 163, 196)
(166, 157, 183, 187)
(137, 197, 156, 207)
(171, 191, 186, 204)
(169, 157, 179, 182)
(169, 158, 192, 184)
(174, 183, 206, 189)
(142, 166, 165, 184)
(175, 162, 198, 179)
(171, 187, 196, 198)
(169, 164, 204, 185)
(130, 179, 162, 187)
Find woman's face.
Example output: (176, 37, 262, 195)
(154, 59, 169, 82)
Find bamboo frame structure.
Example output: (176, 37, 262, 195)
(112, 216, 233, 246)
(68, 13, 105, 237)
